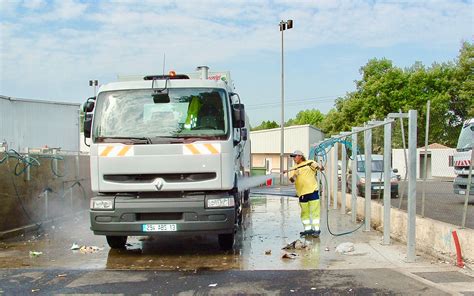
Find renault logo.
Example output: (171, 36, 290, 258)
(153, 178, 164, 191)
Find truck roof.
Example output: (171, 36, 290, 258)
(98, 78, 233, 94)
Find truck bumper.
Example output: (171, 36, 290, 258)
(90, 194, 236, 236)
(453, 177, 474, 195)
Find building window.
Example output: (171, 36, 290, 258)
(448, 155, 454, 167)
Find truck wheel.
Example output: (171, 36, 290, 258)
(391, 191, 399, 199)
(106, 236, 127, 249)
(218, 233, 234, 251)
(243, 189, 250, 208)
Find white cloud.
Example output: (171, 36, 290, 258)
(22, 0, 45, 10)
(0, 0, 472, 102)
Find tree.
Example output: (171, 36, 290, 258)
(251, 120, 280, 131)
(285, 109, 325, 127)
(320, 41, 473, 148)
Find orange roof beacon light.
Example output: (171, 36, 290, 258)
(169, 70, 176, 77)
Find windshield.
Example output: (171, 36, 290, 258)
(456, 123, 473, 151)
(357, 160, 384, 172)
(92, 88, 229, 143)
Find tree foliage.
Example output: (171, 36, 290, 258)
(320, 41, 473, 148)
(251, 120, 280, 131)
(285, 109, 325, 127)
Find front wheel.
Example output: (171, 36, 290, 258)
(243, 189, 250, 207)
(218, 233, 235, 251)
(106, 235, 127, 249)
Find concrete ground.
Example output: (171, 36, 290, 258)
(0, 186, 473, 295)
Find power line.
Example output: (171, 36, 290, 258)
(246, 94, 344, 110)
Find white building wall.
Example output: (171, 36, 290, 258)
(250, 125, 324, 157)
(392, 148, 455, 179)
(430, 149, 455, 178)
(0, 96, 80, 152)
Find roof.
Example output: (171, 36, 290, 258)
(420, 143, 451, 149)
(0, 95, 80, 107)
(250, 124, 323, 134)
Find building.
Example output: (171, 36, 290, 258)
(392, 143, 456, 180)
(250, 124, 325, 175)
(0, 95, 80, 153)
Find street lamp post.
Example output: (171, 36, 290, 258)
(279, 19, 293, 185)
(89, 80, 98, 97)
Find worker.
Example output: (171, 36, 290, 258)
(285, 150, 324, 237)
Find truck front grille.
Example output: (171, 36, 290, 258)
(137, 213, 183, 221)
(104, 173, 216, 183)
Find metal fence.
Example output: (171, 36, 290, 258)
(314, 108, 473, 262)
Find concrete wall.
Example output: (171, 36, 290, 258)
(338, 192, 474, 262)
(0, 153, 92, 235)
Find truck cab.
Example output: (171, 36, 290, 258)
(453, 118, 473, 197)
(83, 67, 250, 250)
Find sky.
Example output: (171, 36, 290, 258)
(0, 0, 472, 126)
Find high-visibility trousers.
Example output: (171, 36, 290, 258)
(299, 191, 320, 231)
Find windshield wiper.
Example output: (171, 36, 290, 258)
(149, 137, 185, 144)
(96, 136, 152, 144)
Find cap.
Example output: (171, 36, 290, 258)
(290, 150, 304, 157)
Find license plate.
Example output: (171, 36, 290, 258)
(142, 224, 177, 232)
(373, 186, 384, 190)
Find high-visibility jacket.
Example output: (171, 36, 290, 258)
(289, 160, 319, 197)
(184, 97, 202, 129)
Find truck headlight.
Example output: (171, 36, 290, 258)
(90, 199, 114, 210)
(206, 196, 235, 208)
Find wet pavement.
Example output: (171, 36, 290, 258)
(1, 189, 474, 294)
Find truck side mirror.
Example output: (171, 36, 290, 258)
(82, 97, 96, 112)
(84, 113, 93, 138)
(241, 127, 248, 141)
(232, 104, 245, 128)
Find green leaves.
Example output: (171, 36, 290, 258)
(319, 41, 473, 147)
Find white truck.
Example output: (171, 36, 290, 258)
(83, 66, 251, 250)
(453, 118, 474, 197)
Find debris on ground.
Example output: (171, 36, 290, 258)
(29, 251, 43, 257)
(282, 239, 309, 250)
(57, 274, 67, 278)
(70, 243, 80, 250)
(325, 247, 330, 252)
(281, 253, 298, 259)
(335, 242, 355, 254)
(78, 246, 104, 254)
(265, 250, 272, 255)
(31, 289, 40, 293)
(208, 283, 218, 287)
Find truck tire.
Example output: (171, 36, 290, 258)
(106, 235, 127, 249)
(243, 189, 250, 208)
(218, 233, 234, 251)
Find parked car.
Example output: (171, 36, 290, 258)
(346, 155, 400, 198)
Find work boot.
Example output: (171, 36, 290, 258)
(313, 230, 321, 237)
(299, 230, 312, 237)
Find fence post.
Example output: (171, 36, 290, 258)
(407, 109, 417, 262)
(364, 125, 372, 231)
(421, 100, 430, 217)
(383, 119, 392, 245)
(341, 139, 347, 214)
(461, 148, 474, 228)
(351, 129, 358, 223)
(333, 141, 338, 209)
